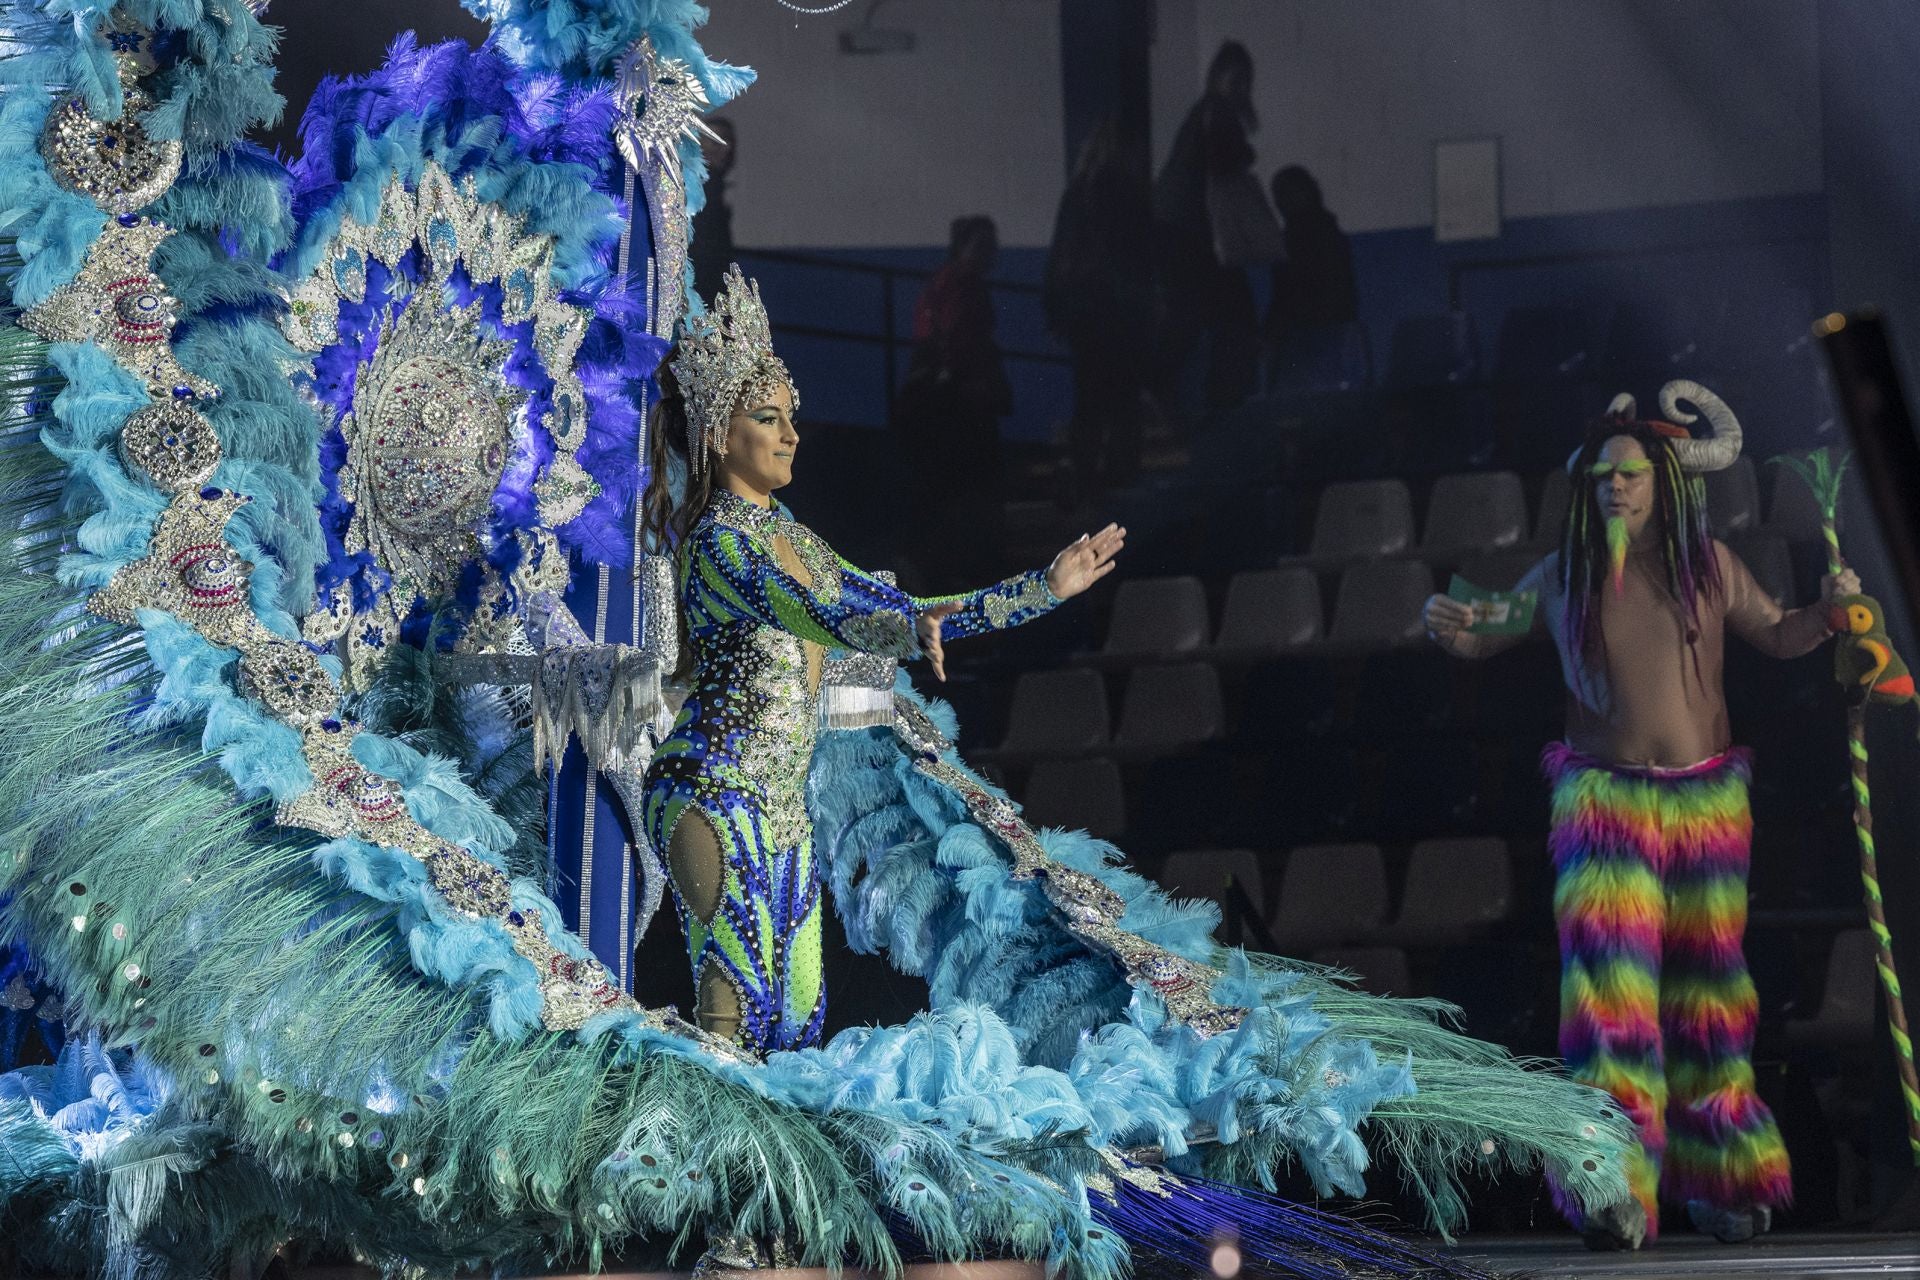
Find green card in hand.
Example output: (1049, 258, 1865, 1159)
(1447, 574, 1538, 636)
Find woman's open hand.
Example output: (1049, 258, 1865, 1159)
(1046, 523, 1126, 600)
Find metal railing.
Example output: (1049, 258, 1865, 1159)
(737, 246, 1069, 425)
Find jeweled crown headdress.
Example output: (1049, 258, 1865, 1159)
(670, 264, 796, 478)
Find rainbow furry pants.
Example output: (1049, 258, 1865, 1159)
(1543, 744, 1791, 1238)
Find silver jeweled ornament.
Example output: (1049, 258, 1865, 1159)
(339, 294, 525, 604)
(282, 162, 594, 527)
(614, 37, 721, 339)
(19, 217, 219, 400)
(120, 402, 222, 492)
(39, 82, 182, 215)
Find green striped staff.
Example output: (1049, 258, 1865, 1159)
(1775, 447, 1920, 1163)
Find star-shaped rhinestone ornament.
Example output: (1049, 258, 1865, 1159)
(19, 216, 218, 400)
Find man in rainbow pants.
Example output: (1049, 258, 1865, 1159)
(1425, 384, 1857, 1248)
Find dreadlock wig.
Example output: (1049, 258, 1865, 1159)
(1561, 418, 1724, 663)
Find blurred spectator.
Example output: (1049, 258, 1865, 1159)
(1152, 39, 1263, 421)
(894, 215, 1011, 590)
(690, 117, 736, 301)
(1264, 165, 1359, 390)
(1046, 117, 1157, 503)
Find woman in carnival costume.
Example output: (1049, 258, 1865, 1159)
(0, 0, 1640, 1275)
(638, 264, 1124, 1053)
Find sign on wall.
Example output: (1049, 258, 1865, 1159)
(1434, 136, 1502, 242)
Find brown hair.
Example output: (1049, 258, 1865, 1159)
(641, 361, 725, 684)
(641, 360, 722, 557)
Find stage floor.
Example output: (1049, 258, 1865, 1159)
(1450, 1231, 1920, 1278)
(285, 1234, 1920, 1280)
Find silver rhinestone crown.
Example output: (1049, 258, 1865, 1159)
(669, 265, 796, 477)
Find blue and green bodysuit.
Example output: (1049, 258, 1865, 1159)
(641, 489, 1060, 1051)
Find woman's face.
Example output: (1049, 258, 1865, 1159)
(720, 381, 798, 497)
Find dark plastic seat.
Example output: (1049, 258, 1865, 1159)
(1382, 838, 1515, 946)
(1456, 548, 1544, 594)
(1704, 456, 1761, 534)
(1784, 929, 1879, 1049)
(1128, 747, 1238, 851)
(1535, 467, 1573, 547)
(993, 668, 1109, 762)
(1160, 848, 1269, 920)
(1270, 320, 1373, 394)
(1114, 662, 1226, 756)
(1304, 479, 1415, 563)
(1461, 640, 1564, 736)
(1763, 454, 1829, 540)
(1234, 657, 1339, 745)
(1271, 843, 1389, 952)
(1422, 471, 1530, 558)
(1328, 560, 1435, 650)
(1022, 757, 1126, 840)
(1096, 575, 1211, 664)
(1350, 649, 1455, 734)
(1495, 306, 1594, 381)
(1310, 946, 1414, 996)
(1723, 529, 1794, 606)
(1365, 735, 1485, 839)
(1214, 568, 1324, 658)
(1599, 300, 1701, 379)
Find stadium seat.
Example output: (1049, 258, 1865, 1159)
(1385, 312, 1480, 389)
(1422, 471, 1530, 558)
(1364, 734, 1485, 839)
(1303, 479, 1415, 563)
(1328, 560, 1435, 650)
(1094, 575, 1210, 665)
(1160, 847, 1269, 920)
(1023, 757, 1126, 840)
(1535, 467, 1572, 547)
(1598, 299, 1701, 379)
(1382, 838, 1514, 946)
(992, 668, 1110, 762)
(1704, 456, 1761, 533)
(1213, 568, 1324, 658)
(1114, 662, 1226, 756)
(1310, 946, 1414, 996)
(1457, 548, 1543, 593)
(1724, 529, 1795, 606)
(1495, 306, 1594, 381)
(1763, 455, 1829, 540)
(1271, 843, 1389, 951)
(1784, 929, 1880, 1049)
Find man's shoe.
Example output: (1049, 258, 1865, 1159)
(1686, 1200, 1773, 1243)
(1581, 1198, 1649, 1251)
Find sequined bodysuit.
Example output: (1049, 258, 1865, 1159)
(641, 490, 1060, 1052)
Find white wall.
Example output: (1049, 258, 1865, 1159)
(1161, 0, 1823, 233)
(697, 0, 1067, 248)
(696, 0, 1825, 249)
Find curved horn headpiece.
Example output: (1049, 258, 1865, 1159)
(1658, 379, 1742, 473)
